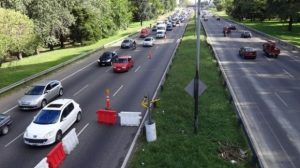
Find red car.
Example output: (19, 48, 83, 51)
(262, 40, 280, 58)
(140, 28, 150, 38)
(112, 56, 134, 72)
(239, 47, 256, 59)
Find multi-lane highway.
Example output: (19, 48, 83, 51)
(202, 14, 300, 168)
(0, 20, 187, 167)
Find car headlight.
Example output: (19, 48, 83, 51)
(24, 130, 27, 137)
(44, 131, 55, 139)
(106, 59, 111, 62)
(30, 100, 39, 106)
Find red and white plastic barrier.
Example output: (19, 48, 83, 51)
(34, 129, 80, 168)
(96, 109, 117, 125)
(47, 142, 66, 168)
(62, 128, 79, 155)
(34, 157, 48, 168)
(118, 111, 142, 126)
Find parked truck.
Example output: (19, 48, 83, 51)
(262, 40, 280, 58)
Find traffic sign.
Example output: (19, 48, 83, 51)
(185, 79, 207, 97)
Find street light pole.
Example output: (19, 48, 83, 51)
(194, 0, 201, 133)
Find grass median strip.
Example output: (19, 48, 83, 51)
(129, 20, 252, 168)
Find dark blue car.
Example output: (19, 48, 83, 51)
(166, 25, 173, 31)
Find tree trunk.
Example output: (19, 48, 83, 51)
(60, 33, 64, 48)
(48, 44, 54, 51)
(17, 52, 23, 60)
(288, 16, 293, 31)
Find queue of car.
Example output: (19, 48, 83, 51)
(0, 9, 191, 147)
(210, 13, 280, 59)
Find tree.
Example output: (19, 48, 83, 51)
(22, 0, 76, 50)
(266, 0, 300, 31)
(0, 8, 36, 63)
(111, 0, 132, 29)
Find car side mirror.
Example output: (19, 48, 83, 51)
(44, 91, 49, 94)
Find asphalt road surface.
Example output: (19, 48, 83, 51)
(0, 22, 187, 168)
(202, 14, 300, 168)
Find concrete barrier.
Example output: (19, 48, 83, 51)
(62, 128, 79, 155)
(118, 111, 142, 126)
(34, 157, 49, 168)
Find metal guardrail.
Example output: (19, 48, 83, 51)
(0, 31, 139, 95)
(222, 17, 300, 53)
(202, 21, 262, 168)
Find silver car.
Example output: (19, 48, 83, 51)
(18, 80, 63, 110)
(121, 38, 135, 49)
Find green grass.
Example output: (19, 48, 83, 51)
(0, 16, 170, 89)
(210, 9, 300, 47)
(128, 20, 252, 168)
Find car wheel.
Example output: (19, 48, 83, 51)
(1, 125, 9, 135)
(59, 88, 63, 96)
(55, 131, 63, 142)
(41, 100, 47, 108)
(76, 112, 82, 123)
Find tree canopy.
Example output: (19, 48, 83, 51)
(0, 0, 177, 62)
(0, 8, 36, 65)
(219, 0, 300, 31)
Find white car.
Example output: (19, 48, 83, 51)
(143, 37, 155, 47)
(23, 99, 82, 146)
(156, 30, 166, 39)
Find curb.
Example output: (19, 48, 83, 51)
(0, 31, 139, 95)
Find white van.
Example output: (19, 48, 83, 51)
(157, 24, 166, 31)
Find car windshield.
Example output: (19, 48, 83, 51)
(114, 58, 128, 63)
(245, 48, 255, 52)
(123, 40, 130, 43)
(144, 38, 152, 41)
(34, 109, 61, 124)
(101, 52, 111, 59)
(0, 114, 5, 121)
(25, 85, 45, 95)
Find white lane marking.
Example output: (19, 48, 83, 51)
(78, 123, 89, 136)
(113, 85, 123, 97)
(61, 61, 95, 82)
(5, 132, 24, 148)
(105, 67, 112, 72)
(134, 66, 141, 72)
(3, 105, 18, 114)
(73, 84, 89, 96)
(283, 69, 294, 78)
(275, 92, 288, 107)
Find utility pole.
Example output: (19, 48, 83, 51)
(194, 0, 201, 133)
(185, 0, 206, 134)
